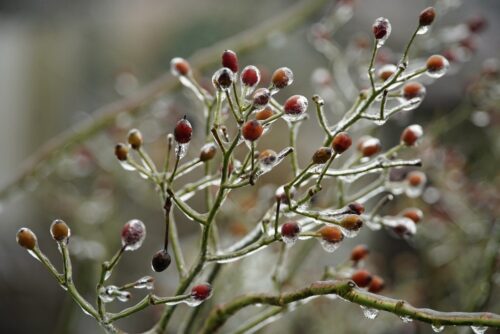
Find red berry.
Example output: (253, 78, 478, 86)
(332, 132, 352, 154)
(319, 226, 343, 243)
(221, 50, 238, 73)
(401, 124, 423, 146)
(407, 170, 426, 187)
(174, 117, 193, 144)
(368, 275, 385, 293)
(402, 82, 426, 100)
(351, 244, 369, 262)
(241, 65, 260, 87)
(312, 147, 333, 164)
(127, 129, 143, 149)
(281, 221, 301, 239)
(242, 120, 264, 142)
(252, 88, 271, 106)
(341, 215, 363, 231)
(377, 64, 397, 81)
(255, 106, 274, 121)
(191, 283, 212, 301)
(170, 57, 191, 77)
(271, 67, 294, 89)
(152, 249, 171, 272)
(358, 137, 381, 157)
(121, 220, 146, 251)
(426, 55, 448, 74)
(16, 228, 37, 250)
(199, 143, 217, 162)
(283, 95, 308, 116)
(419, 7, 436, 26)
(351, 269, 373, 288)
(401, 208, 424, 224)
(50, 219, 71, 242)
(372, 17, 391, 40)
(115, 143, 129, 161)
(348, 202, 365, 215)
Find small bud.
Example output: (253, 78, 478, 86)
(402, 82, 426, 100)
(252, 88, 271, 106)
(16, 228, 37, 250)
(283, 95, 308, 117)
(221, 50, 238, 73)
(151, 249, 171, 272)
(331, 132, 352, 154)
(401, 208, 424, 224)
(341, 215, 363, 231)
(319, 226, 344, 243)
(255, 106, 274, 121)
(348, 202, 365, 215)
(372, 17, 391, 40)
(419, 7, 436, 27)
(351, 244, 369, 262)
(401, 124, 423, 146)
(115, 143, 129, 161)
(121, 219, 146, 251)
(241, 65, 261, 87)
(271, 67, 294, 89)
(312, 147, 333, 164)
(127, 129, 143, 150)
(368, 275, 385, 293)
(50, 219, 71, 242)
(199, 143, 217, 162)
(281, 221, 301, 240)
(351, 269, 372, 288)
(170, 57, 191, 77)
(407, 170, 426, 187)
(242, 120, 264, 142)
(174, 117, 193, 144)
(191, 283, 212, 301)
(358, 137, 381, 157)
(213, 67, 234, 90)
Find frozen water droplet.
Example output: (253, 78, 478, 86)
(319, 239, 341, 253)
(417, 25, 429, 35)
(184, 297, 203, 307)
(431, 324, 445, 333)
(338, 173, 364, 183)
(400, 315, 413, 323)
(385, 180, 406, 195)
(117, 291, 131, 302)
(471, 326, 487, 334)
(282, 113, 307, 123)
(373, 119, 387, 125)
(401, 98, 422, 111)
(104, 271, 112, 281)
(339, 226, 359, 238)
(360, 306, 379, 319)
(365, 219, 382, 231)
(282, 235, 298, 246)
(374, 17, 392, 48)
(99, 286, 117, 303)
(324, 294, 338, 300)
(426, 59, 449, 78)
(175, 142, 189, 159)
(382, 216, 417, 239)
(134, 276, 155, 290)
(119, 160, 136, 171)
(27, 249, 41, 262)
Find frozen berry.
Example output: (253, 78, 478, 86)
(348, 202, 365, 215)
(284, 95, 308, 116)
(419, 7, 436, 26)
(221, 50, 238, 73)
(401, 208, 424, 224)
(351, 269, 372, 288)
(242, 120, 264, 142)
(170, 57, 191, 77)
(191, 283, 212, 301)
(319, 226, 343, 243)
(407, 170, 426, 187)
(121, 219, 146, 251)
(351, 244, 370, 262)
(359, 137, 381, 157)
(151, 249, 171, 272)
(50, 219, 71, 242)
(377, 64, 397, 81)
(372, 17, 391, 40)
(258, 149, 277, 167)
(401, 124, 423, 146)
(271, 67, 294, 89)
(281, 221, 301, 239)
(368, 275, 385, 293)
(199, 143, 217, 162)
(341, 215, 363, 231)
(252, 88, 271, 106)
(241, 65, 260, 87)
(255, 106, 274, 121)
(312, 147, 333, 164)
(426, 55, 449, 74)
(174, 117, 193, 144)
(467, 15, 487, 33)
(332, 132, 352, 154)
(275, 185, 295, 205)
(213, 67, 234, 90)
(115, 143, 129, 161)
(402, 82, 425, 100)
(127, 129, 143, 150)
(16, 228, 37, 250)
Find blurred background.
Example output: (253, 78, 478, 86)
(0, 0, 499, 333)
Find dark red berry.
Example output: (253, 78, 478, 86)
(351, 269, 373, 288)
(372, 17, 391, 39)
(319, 226, 343, 243)
(351, 244, 369, 262)
(402, 82, 425, 100)
(271, 67, 294, 89)
(312, 147, 333, 164)
(170, 57, 191, 77)
(252, 88, 271, 106)
(332, 132, 352, 154)
(283, 95, 308, 116)
(50, 219, 70, 242)
(191, 283, 212, 301)
(174, 117, 193, 144)
(348, 202, 365, 215)
(401, 124, 423, 146)
(359, 137, 381, 157)
(152, 249, 171, 272)
(368, 275, 385, 293)
(16, 228, 37, 250)
(115, 143, 129, 161)
(127, 129, 143, 149)
(241, 65, 260, 87)
(242, 120, 264, 142)
(199, 143, 217, 162)
(221, 50, 238, 73)
(419, 7, 436, 26)
(341, 215, 363, 231)
(121, 220, 146, 251)
(281, 221, 300, 239)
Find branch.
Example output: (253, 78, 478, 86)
(200, 280, 500, 334)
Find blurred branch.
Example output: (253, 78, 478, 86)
(200, 280, 500, 334)
(0, 0, 331, 203)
